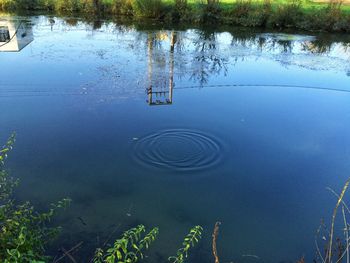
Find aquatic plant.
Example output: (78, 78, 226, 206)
(4, 132, 350, 262)
(168, 225, 203, 263)
(0, 133, 71, 262)
(93, 225, 159, 263)
(0, 133, 205, 262)
(314, 178, 350, 263)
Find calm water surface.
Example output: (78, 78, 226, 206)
(1, 15, 350, 262)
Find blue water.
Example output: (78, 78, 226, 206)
(1, 15, 350, 262)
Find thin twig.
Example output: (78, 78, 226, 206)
(340, 205, 349, 263)
(87, 223, 123, 263)
(335, 236, 350, 263)
(103, 223, 122, 247)
(315, 238, 326, 263)
(212, 221, 221, 263)
(88, 203, 134, 263)
(52, 241, 83, 263)
(326, 187, 350, 214)
(315, 222, 326, 263)
(326, 177, 350, 262)
(62, 247, 77, 263)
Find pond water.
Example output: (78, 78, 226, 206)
(1, 15, 350, 263)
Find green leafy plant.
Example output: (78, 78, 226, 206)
(168, 225, 203, 263)
(0, 132, 15, 165)
(172, 0, 189, 22)
(200, 0, 221, 24)
(131, 0, 165, 18)
(268, 0, 303, 29)
(93, 224, 159, 263)
(0, 133, 71, 263)
(111, 0, 133, 15)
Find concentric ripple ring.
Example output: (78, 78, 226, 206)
(133, 129, 223, 172)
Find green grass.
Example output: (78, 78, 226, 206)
(101, 0, 350, 12)
(1, 0, 350, 31)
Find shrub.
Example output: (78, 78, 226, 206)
(83, 0, 103, 15)
(54, 0, 81, 13)
(268, 0, 303, 29)
(200, 0, 222, 24)
(172, 0, 190, 22)
(0, 0, 38, 10)
(111, 0, 133, 16)
(304, 1, 349, 32)
(230, 0, 271, 27)
(0, 134, 71, 262)
(0, 0, 16, 11)
(131, 0, 165, 18)
(232, 0, 252, 18)
(38, 0, 55, 10)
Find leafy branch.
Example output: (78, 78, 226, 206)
(168, 225, 203, 263)
(0, 133, 71, 262)
(94, 225, 159, 263)
(0, 132, 16, 166)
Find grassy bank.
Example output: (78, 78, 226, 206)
(0, 0, 350, 32)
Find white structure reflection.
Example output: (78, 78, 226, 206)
(146, 31, 176, 106)
(0, 20, 33, 52)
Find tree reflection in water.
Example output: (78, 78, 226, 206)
(190, 30, 228, 86)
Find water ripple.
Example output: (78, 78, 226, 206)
(133, 129, 223, 172)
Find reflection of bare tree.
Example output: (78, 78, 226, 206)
(232, 33, 295, 53)
(301, 40, 332, 54)
(191, 31, 228, 86)
(275, 40, 293, 53)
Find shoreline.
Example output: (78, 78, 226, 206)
(1, 1, 350, 33)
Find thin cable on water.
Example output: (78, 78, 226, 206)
(174, 84, 350, 94)
(0, 84, 350, 98)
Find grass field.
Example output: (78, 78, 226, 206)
(203, 0, 350, 12)
(156, 0, 350, 12)
(1, 0, 350, 30)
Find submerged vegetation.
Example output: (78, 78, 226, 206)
(0, 134, 71, 262)
(0, 134, 203, 262)
(93, 225, 159, 263)
(1, 0, 350, 32)
(2, 132, 350, 262)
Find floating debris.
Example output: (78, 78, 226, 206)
(259, 33, 316, 42)
(77, 216, 87, 226)
(242, 254, 260, 259)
